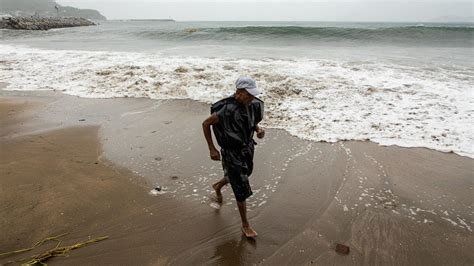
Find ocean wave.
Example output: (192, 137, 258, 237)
(1, 44, 473, 158)
(134, 25, 474, 46)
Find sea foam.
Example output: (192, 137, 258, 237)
(1, 44, 472, 157)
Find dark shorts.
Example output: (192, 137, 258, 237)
(221, 149, 254, 202)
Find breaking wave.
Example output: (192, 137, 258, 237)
(1, 44, 473, 157)
(134, 25, 474, 46)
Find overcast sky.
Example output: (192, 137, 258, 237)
(57, 1, 474, 21)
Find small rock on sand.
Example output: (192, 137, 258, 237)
(335, 243, 350, 255)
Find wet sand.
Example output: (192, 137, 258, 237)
(0, 89, 473, 265)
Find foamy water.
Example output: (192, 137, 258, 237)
(1, 44, 473, 157)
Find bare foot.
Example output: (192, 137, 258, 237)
(242, 226, 258, 238)
(212, 183, 223, 203)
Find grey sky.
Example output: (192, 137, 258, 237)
(57, 1, 474, 21)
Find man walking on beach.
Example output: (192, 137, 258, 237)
(202, 77, 265, 238)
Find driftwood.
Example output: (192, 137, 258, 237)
(0, 233, 108, 265)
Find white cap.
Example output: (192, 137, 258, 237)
(235, 77, 261, 96)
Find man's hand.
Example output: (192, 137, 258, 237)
(256, 127, 265, 139)
(210, 148, 221, 161)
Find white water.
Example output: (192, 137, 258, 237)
(1, 44, 473, 157)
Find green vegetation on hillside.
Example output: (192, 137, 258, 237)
(0, 0, 106, 20)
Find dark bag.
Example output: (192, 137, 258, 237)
(210, 96, 264, 149)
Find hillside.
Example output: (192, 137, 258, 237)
(0, 0, 106, 20)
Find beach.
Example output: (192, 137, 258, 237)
(1, 20, 473, 265)
(1, 85, 472, 265)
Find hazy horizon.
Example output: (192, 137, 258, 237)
(56, 1, 474, 22)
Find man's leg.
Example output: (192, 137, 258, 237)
(237, 200, 258, 237)
(212, 178, 228, 203)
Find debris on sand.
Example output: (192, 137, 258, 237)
(0, 233, 108, 265)
(335, 243, 350, 255)
(149, 186, 166, 195)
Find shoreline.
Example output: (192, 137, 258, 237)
(1, 88, 471, 161)
(1, 89, 473, 265)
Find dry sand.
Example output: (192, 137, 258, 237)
(0, 89, 473, 265)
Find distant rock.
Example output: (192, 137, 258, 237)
(130, 19, 175, 22)
(1, 16, 96, 30)
(0, 0, 106, 20)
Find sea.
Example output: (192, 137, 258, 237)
(1, 20, 473, 157)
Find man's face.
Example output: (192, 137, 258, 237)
(235, 89, 255, 106)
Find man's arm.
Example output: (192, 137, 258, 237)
(202, 113, 221, 161)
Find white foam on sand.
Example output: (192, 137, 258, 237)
(1, 44, 473, 157)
